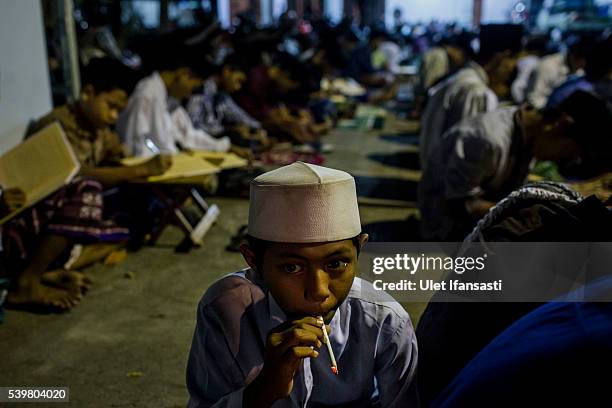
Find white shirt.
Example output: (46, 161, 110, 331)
(525, 53, 569, 109)
(379, 41, 402, 74)
(419, 107, 533, 241)
(511, 55, 540, 104)
(419, 62, 498, 170)
(186, 269, 418, 408)
(117, 72, 230, 157)
(420, 47, 450, 91)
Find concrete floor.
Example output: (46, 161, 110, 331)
(0, 114, 424, 407)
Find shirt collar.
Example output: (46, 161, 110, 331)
(268, 291, 287, 326)
(255, 269, 346, 350)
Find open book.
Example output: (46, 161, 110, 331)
(121, 153, 221, 184)
(0, 123, 80, 225)
(188, 151, 248, 170)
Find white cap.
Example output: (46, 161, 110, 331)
(248, 162, 361, 243)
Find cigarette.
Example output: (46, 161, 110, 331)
(318, 315, 338, 375)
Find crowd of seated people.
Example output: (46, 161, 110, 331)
(0, 15, 407, 313)
(416, 27, 612, 407)
(2, 8, 612, 407)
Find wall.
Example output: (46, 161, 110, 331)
(385, 0, 473, 27)
(481, 0, 517, 23)
(324, 0, 343, 22)
(0, 0, 52, 154)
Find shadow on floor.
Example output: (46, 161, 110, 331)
(367, 151, 421, 171)
(379, 132, 420, 146)
(355, 175, 419, 203)
(362, 216, 423, 242)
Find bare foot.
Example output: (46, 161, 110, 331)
(6, 280, 80, 311)
(42, 270, 92, 298)
(65, 243, 124, 270)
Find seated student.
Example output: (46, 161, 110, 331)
(186, 55, 268, 149)
(511, 35, 547, 104)
(418, 90, 612, 241)
(546, 36, 612, 110)
(117, 46, 233, 157)
(416, 181, 591, 406)
(420, 32, 475, 90)
(411, 32, 474, 117)
(344, 28, 394, 88)
(419, 51, 518, 170)
(186, 162, 418, 407)
(3, 58, 170, 311)
(236, 53, 324, 144)
(525, 37, 590, 109)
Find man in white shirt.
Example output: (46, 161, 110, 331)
(418, 91, 610, 241)
(412, 32, 475, 117)
(419, 52, 517, 170)
(117, 56, 231, 157)
(525, 38, 589, 109)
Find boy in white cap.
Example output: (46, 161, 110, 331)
(186, 162, 418, 407)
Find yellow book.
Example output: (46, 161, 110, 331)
(0, 123, 80, 225)
(189, 151, 248, 170)
(121, 153, 220, 184)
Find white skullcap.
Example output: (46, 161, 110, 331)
(248, 162, 361, 243)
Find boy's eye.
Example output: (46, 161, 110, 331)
(327, 260, 348, 271)
(283, 264, 304, 274)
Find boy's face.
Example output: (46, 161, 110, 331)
(243, 236, 367, 323)
(168, 67, 202, 100)
(79, 85, 128, 129)
(220, 66, 246, 93)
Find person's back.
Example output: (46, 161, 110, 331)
(117, 72, 179, 156)
(118, 71, 231, 156)
(419, 62, 498, 170)
(525, 52, 569, 109)
(511, 54, 540, 103)
(420, 46, 450, 91)
(418, 107, 531, 241)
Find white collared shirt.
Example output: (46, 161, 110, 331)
(525, 53, 569, 109)
(186, 269, 418, 407)
(117, 72, 230, 157)
(420, 62, 498, 170)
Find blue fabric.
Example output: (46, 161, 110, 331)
(433, 277, 612, 407)
(546, 76, 595, 110)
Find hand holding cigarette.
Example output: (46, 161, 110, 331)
(243, 316, 329, 407)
